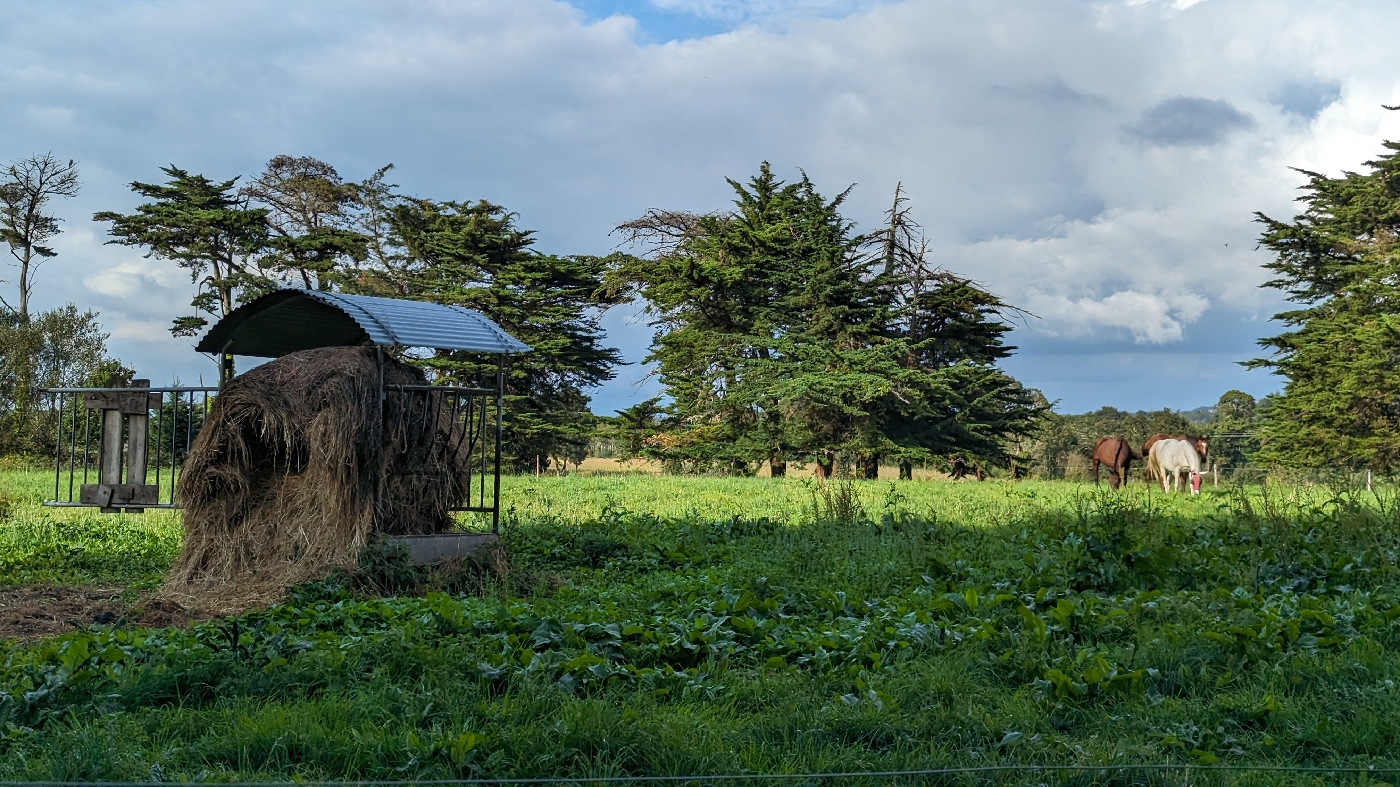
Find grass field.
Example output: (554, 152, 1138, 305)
(3, 467, 1400, 783)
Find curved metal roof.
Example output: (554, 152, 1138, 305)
(195, 289, 531, 357)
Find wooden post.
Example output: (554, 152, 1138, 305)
(124, 379, 150, 513)
(80, 376, 160, 513)
(98, 407, 124, 513)
(1213, 462, 1218, 487)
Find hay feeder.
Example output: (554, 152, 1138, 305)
(43, 289, 530, 573)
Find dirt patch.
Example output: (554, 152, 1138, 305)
(0, 585, 212, 642)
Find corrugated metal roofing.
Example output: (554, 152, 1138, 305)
(195, 289, 531, 357)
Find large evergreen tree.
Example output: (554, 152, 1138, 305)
(1247, 128, 1400, 471)
(0, 153, 81, 323)
(866, 186, 1043, 477)
(615, 164, 887, 475)
(615, 164, 1041, 477)
(0, 152, 82, 430)
(360, 198, 621, 471)
(95, 167, 270, 337)
(240, 155, 367, 291)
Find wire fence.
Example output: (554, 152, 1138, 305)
(6, 763, 1400, 786)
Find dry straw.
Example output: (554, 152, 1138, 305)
(164, 347, 469, 610)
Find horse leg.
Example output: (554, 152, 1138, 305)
(1092, 458, 1100, 485)
(1109, 466, 1121, 489)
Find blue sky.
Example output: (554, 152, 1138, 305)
(569, 1, 734, 40)
(3, 0, 1398, 414)
(566, 1, 890, 41)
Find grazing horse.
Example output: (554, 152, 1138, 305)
(1149, 439, 1202, 493)
(1090, 436, 1138, 489)
(948, 455, 983, 481)
(1141, 433, 1210, 486)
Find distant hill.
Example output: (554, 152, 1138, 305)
(1180, 405, 1215, 425)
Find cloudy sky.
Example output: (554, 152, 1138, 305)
(3, 0, 1397, 413)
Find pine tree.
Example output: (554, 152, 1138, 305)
(615, 164, 888, 475)
(95, 167, 270, 337)
(370, 198, 622, 471)
(861, 186, 1043, 478)
(616, 165, 1042, 477)
(1247, 131, 1400, 471)
(0, 153, 80, 322)
(240, 155, 367, 291)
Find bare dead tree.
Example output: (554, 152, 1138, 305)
(0, 153, 81, 321)
(613, 209, 708, 257)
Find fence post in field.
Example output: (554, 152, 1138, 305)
(97, 404, 123, 512)
(79, 376, 161, 513)
(125, 379, 151, 514)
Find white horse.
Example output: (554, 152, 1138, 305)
(1149, 438, 1201, 493)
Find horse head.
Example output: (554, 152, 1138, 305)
(1192, 436, 1210, 461)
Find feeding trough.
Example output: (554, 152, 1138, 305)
(44, 289, 530, 580)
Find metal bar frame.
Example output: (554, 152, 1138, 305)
(42, 365, 508, 521)
(40, 385, 218, 510)
(382, 372, 505, 525)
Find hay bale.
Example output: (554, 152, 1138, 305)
(166, 346, 471, 607)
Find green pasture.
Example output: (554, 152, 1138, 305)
(3, 467, 1400, 783)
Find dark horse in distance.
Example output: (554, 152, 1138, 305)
(1091, 436, 1139, 489)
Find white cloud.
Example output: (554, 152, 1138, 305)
(1027, 290, 1210, 344)
(82, 257, 183, 300)
(1, 0, 1398, 411)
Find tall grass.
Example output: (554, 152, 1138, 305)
(3, 468, 1400, 781)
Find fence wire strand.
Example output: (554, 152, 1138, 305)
(5, 764, 1400, 786)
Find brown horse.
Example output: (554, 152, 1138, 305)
(948, 455, 983, 481)
(1091, 436, 1139, 489)
(1141, 433, 1209, 485)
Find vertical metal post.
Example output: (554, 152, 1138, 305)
(463, 394, 475, 508)
(493, 355, 504, 534)
(373, 347, 385, 529)
(154, 392, 164, 495)
(219, 341, 234, 389)
(52, 393, 62, 503)
(70, 402, 82, 501)
(170, 392, 180, 505)
(376, 346, 385, 402)
(184, 390, 193, 457)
